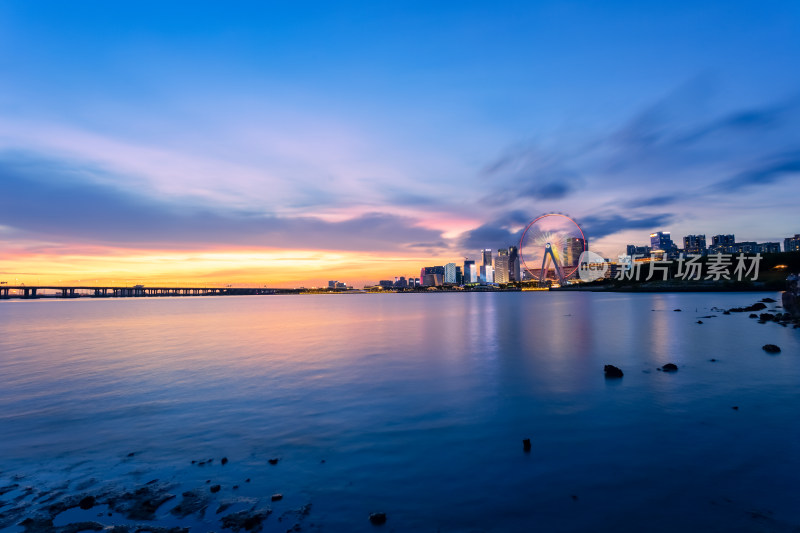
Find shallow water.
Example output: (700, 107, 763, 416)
(0, 292, 798, 532)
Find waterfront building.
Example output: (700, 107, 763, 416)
(626, 245, 651, 257)
(683, 235, 707, 255)
(565, 237, 586, 268)
(650, 232, 675, 258)
(758, 242, 781, 254)
(508, 246, 521, 282)
(482, 249, 493, 268)
(328, 280, 337, 288)
(379, 280, 394, 288)
(709, 234, 736, 254)
(495, 251, 510, 284)
(463, 260, 477, 283)
(785, 234, 800, 252)
(444, 263, 457, 284)
(455, 266, 463, 285)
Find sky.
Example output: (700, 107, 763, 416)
(1, 1, 799, 287)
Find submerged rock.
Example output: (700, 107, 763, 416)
(268, 458, 279, 465)
(661, 363, 678, 372)
(221, 457, 229, 465)
(210, 485, 221, 494)
(762, 344, 781, 353)
(220, 508, 272, 532)
(369, 512, 387, 525)
(673, 309, 682, 312)
(170, 489, 209, 519)
(697, 320, 703, 324)
(522, 438, 531, 452)
(761, 297, 777, 303)
(107, 484, 175, 521)
(604, 365, 623, 378)
(271, 493, 283, 501)
(78, 496, 95, 510)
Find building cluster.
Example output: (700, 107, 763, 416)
(378, 246, 525, 289)
(327, 280, 349, 290)
(627, 232, 798, 260)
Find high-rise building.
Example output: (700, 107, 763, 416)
(650, 232, 674, 257)
(495, 251, 510, 284)
(482, 249, 493, 268)
(683, 235, 707, 255)
(508, 246, 521, 282)
(785, 234, 800, 252)
(565, 237, 586, 268)
(455, 266, 463, 285)
(757, 242, 781, 254)
(444, 263, 457, 284)
(463, 260, 476, 283)
(626, 245, 651, 257)
(480, 265, 495, 283)
(709, 234, 736, 254)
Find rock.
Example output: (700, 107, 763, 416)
(127, 452, 136, 457)
(210, 485, 221, 493)
(522, 438, 531, 452)
(571, 494, 578, 501)
(762, 344, 781, 353)
(661, 363, 678, 372)
(604, 365, 623, 378)
(673, 309, 682, 312)
(268, 458, 279, 465)
(723, 311, 731, 315)
(761, 297, 776, 303)
(79, 495, 96, 510)
(749, 314, 758, 318)
(245, 478, 251, 483)
(220, 508, 272, 532)
(221, 457, 228, 465)
(697, 320, 703, 324)
(732, 406, 739, 410)
(369, 512, 387, 525)
(271, 494, 283, 501)
(760, 313, 776, 321)
(710, 358, 717, 362)
(107, 484, 175, 521)
(170, 489, 209, 519)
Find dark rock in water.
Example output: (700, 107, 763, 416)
(217, 502, 233, 514)
(761, 297, 776, 303)
(233, 485, 239, 490)
(18, 517, 54, 533)
(729, 303, 767, 313)
(79, 495, 96, 510)
(220, 508, 272, 532)
(749, 314, 758, 318)
(268, 458, 279, 465)
(762, 344, 781, 353)
(171, 489, 210, 519)
(245, 478, 251, 483)
(759, 313, 775, 321)
(0, 483, 20, 496)
(697, 320, 703, 324)
(210, 485, 221, 493)
(661, 363, 678, 372)
(127, 452, 136, 457)
(522, 438, 531, 452)
(221, 457, 228, 465)
(571, 494, 578, 501)
(673, 309, 682, 312)
(604, 365, 623, 378)
(369, 512, 387, 525)
(107, 484, 175, 521)
(723, 311, 731, 315)
(710, 358, 717, 362)
(732, 406, 739, 410)
(271, 493, 283, 501)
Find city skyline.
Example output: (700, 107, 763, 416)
(2, 1, 800, 287)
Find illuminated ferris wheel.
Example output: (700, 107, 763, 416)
(518, 214, 587, 284)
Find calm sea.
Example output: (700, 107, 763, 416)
(0, 292, 798, 532)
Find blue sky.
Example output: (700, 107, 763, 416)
(1, 1, 799, 284)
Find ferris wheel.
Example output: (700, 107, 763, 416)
(518, 214, 586, 284)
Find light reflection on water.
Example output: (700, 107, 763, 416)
(0, 292, 798, 532)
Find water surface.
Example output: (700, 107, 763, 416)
(1, 292, 798, 531)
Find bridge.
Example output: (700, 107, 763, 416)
(0, 285, 304, 299)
